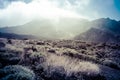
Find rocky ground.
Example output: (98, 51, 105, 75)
(0, 38, 120, 80)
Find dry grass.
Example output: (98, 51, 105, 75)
(0, 38, 120, 80)
(46, 54, 100, 75)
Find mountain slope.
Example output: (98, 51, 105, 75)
(74, 18, 120, 43)
(74, 28, 119, 43)
(90, 18, 120, 34)
(0, 18, 120, 41)
(0, 19, 57, 39)
(0, 18, 89, 39)
(0, 32, 42, 39)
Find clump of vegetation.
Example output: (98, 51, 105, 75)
(47, 49, 56, 53)
(102, 59, 120, 70)
(7, 39, 12, 44)
(0, 42, 6, 48)
(29, 52, 46, 64)
(0, 38, 120, 80)
(19, 51, 46, 67)
(0, 52, 21, 67)
(0, 65, 35, 80)
(37, 41, 45, 45)
(35, 54, 106, 80)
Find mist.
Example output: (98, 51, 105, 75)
(0, 17, 91, 39)
(0, 0, 120, 39)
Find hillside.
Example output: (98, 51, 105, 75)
(74, 28, 120, 43)
(0, 18, 89, 39)
(0, 32, 40, 39)
(74, 18, 120, 43)
(0, 18, 120, 41)
(0, 38, 120, 80)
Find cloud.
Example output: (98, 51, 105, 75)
(55, 0, 95, 19)
(0, 0, 119, 27)
(0, 1, 32, 26)
(0, 0, 32, 9)
(0, 0, 88, 27)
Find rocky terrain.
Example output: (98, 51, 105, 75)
(0, 38, 120, 80)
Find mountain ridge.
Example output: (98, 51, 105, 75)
(0, 18, 120, 42)
(74, 18, 120, 43)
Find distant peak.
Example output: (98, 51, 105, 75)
(91, 18, 119, 24)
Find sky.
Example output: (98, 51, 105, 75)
(0, 0, 120, 27)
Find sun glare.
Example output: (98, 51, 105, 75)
(0, 0, 90, 26)
(28, 0, 82, 19)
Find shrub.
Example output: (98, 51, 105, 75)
(0, 63, 2, 68)
(103, 59, 120, 70)
(0, 65, 35, 80)
(36, 63, 105, 80)
(0, 42, 6, 48)
(33, 54, 105, 80)
(78, 45, 87, 50)
(0, 52, 21, 66)
(0, 48, 7, 53)
(7, 39, 12, 44)
(40, 66, 66, 80)
(47, 49, 56, 53)
(37, 41, 45, 45)
(30, 52, 45, 61)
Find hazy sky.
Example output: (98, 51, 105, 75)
(0, 0, 120, 27)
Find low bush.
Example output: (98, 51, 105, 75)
(31, 54, 107, 80)
(0, 42, 6, 48)
(29, 52, 46, 64)
(0, 52, 21, 66)
(36, 65, 106, 80)
(103, 59, 120, 70)
(0, 65, 35, 80)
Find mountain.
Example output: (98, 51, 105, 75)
(90, 18, 120, 35)
(74, 18, 120, 43)
(0, 19, 57, 39)
(74, 28, 119, 43)
(0, 18, 89, 39)
(0, 32, 39, 39)
(0, 18, 120, 41)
